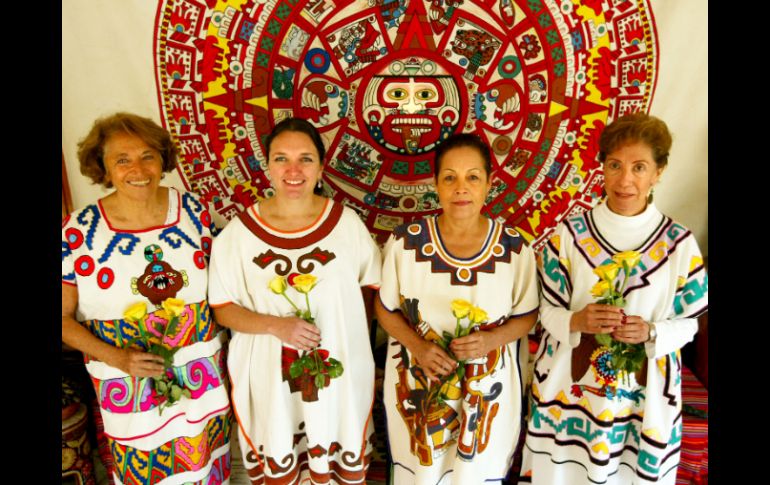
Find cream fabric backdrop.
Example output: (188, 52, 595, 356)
(62, 0, 707, 255)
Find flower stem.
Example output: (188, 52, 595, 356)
(282, 293, 302, 314)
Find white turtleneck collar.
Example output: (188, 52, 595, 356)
(591, 201, 664, 251)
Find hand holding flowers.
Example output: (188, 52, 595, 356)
(422, 299, 489, 409)
(269, 273, 343, 397)
(123, 298, 191, 415)
(589, 250, 647, 382)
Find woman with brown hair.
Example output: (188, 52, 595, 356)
(208, 117, 381, 483)
(519, 113, 708, 484)
(62, 112, 231, 484)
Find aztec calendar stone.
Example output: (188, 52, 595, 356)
(154, 0, 658, 247)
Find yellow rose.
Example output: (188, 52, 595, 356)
(469, 306, 489, 324)
(612, 251, 642, 271)
(591, 280, 610, 298)
(162, 298, 185, 318)
(268, 275, 288, 295)
(593, 262, 620, 282)
(124, 302, 147, 322)
(451, 299, 472, 319)
(289, 273, 318, 294)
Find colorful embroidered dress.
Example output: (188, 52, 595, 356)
(519, 202, 708, 485)
(379, 217, 539, 485)
(61, 188, 232, 484)
(208, 199, 381, 484)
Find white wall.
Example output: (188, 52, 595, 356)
(647, 2, 708, 255)
(62, 0, 707, 255)
(62, 0, 187, 209)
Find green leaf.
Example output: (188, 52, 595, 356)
(289, 361, 304, 378)
(328, 366, 342, 378)
(170, 385, 182, 401)
(595, 333, 612, 347)
(164, 317, 179, 337)
(442, 331, 454, 341)
(182, 389, 191, 399)
(315, 373, 325, 389)
(155, 380, 169, 393)
(456, 366, 465, 381)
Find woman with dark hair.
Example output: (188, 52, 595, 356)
(208, 117, 381, 483)
(519, 113, 708, 484)
(376, 133, 540, 484)
(62, 112, 231, 484)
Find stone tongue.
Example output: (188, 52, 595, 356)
(401, 125, 420, 154)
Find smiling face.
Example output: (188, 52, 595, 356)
(267, 130, 323, 201)
(102, 131, 164, 200)
(603, 141, 663, 216)
(435, 146, 491, 222)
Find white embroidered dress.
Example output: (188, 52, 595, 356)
(520, 202, 709, 485)
(61, 188, 231, 485)
(208, 199, 381, 484)
(379, 217, 539, 485)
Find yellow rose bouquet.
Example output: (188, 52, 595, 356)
(592, 251, 646, 383)
(425, 299, 489, 409)
(123, 298, 191, 415)
(269, 273, 343, 399)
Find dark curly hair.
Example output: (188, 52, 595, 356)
(77, 112, 178, 188)
(598, 112, 672, 169)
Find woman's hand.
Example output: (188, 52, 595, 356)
(409, 339, 457, 382)
(570, 303, 624, 334)
(110, 348, 166, 378)
(450, 330, 498, 361)
(611, 315, 651, 344)
(271, 316, 322, 350)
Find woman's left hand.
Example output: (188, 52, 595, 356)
(450, 330, 498, 361)
(611, 314, 651, 344)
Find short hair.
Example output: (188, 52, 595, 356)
(433, 133, 492, 176)
(265, 117, 326, 163)
(598, 112, 672, 169)
(77, 112, 178, 188)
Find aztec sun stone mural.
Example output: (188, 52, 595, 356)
(154, 0, 658, 246)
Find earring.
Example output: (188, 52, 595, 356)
(316, 179, 323, 190)
(647, 188, 654, 203)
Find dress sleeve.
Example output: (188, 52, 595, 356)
(207, 218, 246, 308)
(645, 235, 708, 358)
(61, 214, 77, 287)
(511, 242, 540, 317)
(537, 227, 581, 348)
(378, 233, 402, 312)
(352, 212, 382, 289)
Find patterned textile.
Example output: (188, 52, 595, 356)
(153, 0, 659, 248)
(520, 202, 708, 485)
(676, 366, 708, 485)
(208, 199, 382, 484)
(62, 188, 232, 484)
(379, 217, 539, 484)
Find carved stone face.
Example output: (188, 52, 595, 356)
(362, 64, 461, 157)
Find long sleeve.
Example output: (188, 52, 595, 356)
(537, 228, 581, 348)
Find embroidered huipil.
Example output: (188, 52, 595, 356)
(379, 217, 539, 485)
(208, 199, 381, 484)
(520, 202, 708, 485)
(61, 188, 231, 484)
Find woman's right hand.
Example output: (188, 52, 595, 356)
(409, 339, 457, 382)
(110, 348, 166, 378)
(570, 303, 624, 334)
(271, 316, 322, 351)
